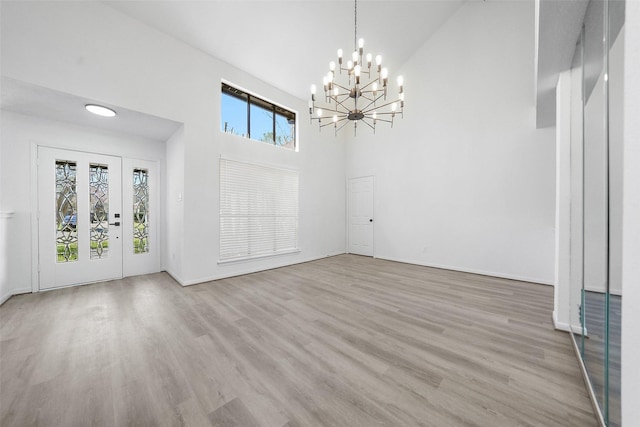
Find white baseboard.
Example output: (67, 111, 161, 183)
(552, 310, 583, 334)
(374, 255, 553, 286)
(172, 252, 346, 287)
(0, 287, 33, 306)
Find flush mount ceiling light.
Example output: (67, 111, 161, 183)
(309, 0, 404, 136)
(85, 104, 117, 117)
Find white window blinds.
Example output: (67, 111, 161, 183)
(219, 158, 299, 262)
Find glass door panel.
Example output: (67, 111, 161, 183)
(582, 0, 608, 419)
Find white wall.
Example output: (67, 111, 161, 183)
(346, 0, 556, 284)
(0, 1, 346, 289)
(0, 111, 167, 296)
(622, 0, 640, 422)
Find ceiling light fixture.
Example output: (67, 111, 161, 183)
(85, 104, 117, 117)
(309, 0, 404, 136)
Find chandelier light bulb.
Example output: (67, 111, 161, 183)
(399, 92, 405, 101)
(333, 115, 338, 123)
(391, 102, 397, 112)
(397, 75, 404, 87)
(354, 65, 361, 77)
(381, 68, 389, 80)
(372, 82, 378, 95)
(330, 61, 336, 71)
(366, 53, 372, 66)
(310, 84, 316, 95)
(317, 108, 323, 117)
(376, 55, 382, 66)
(327, 72, 334, 82)
(372, 112, 377, 120)
(337, 48, 343, 58)
(352, 50, 358, 63)
(347, 60, 353, 70)
(333, 87, 339, 96)
(358, 38, 364, 48)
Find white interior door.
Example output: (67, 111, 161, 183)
(349, 176, 374, 256)
(38, 147, 123, 290)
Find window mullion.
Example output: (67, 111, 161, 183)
(247, 94, 251, 140)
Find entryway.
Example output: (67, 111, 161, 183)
(37, 146, 158, 290)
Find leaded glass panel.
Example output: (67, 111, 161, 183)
(89, 164, 109, 259)
(56, 160, 78, 262)
(133, 168, 149, 254)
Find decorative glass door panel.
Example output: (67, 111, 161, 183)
(89, 164, 109, 259)
(133, 168, 149, 254)
(38, 147, 122, 290)
(122, 158, 159, 277)
(55, 160, 78, 262)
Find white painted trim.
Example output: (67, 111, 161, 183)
(552, 310, 583, 334)
(346, 175, 375, 258)
(375, 255, 553, 286)
(177, 252, 345, 287)
(30, 142, 39, 293)
(0, 287, 32, 306)
(1, 212, 18, 305)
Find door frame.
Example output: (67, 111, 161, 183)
(347, 175, 375, 257)
(29, 143, 161, 292)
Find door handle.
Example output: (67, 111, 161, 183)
(109, 221, 121, 226)
(369, 219, 373, 222)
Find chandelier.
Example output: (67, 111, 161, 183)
(309, 0, 404, 135)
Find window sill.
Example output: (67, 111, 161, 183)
(218, 249, 301, 265)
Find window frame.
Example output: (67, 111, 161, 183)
(221, 82, 297, 150)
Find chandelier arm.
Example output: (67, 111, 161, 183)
(358, 79, 380, 91)
(358, 96, 381, 112)
(336, 119, 351, 133)
(330, 97, 356, 114)
(365, 110, 397, 116)
(359, 117, 376, 130)
(312, 105, 346, 115)
(331, 82, 352, 92)
(366, 116, 393, 124)
(361, 99, 402, 113)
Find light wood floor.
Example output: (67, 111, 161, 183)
(1, 255, 597, 426)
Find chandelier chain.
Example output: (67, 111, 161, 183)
(354, 0, 357, 51)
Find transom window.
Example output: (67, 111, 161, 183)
(221, 83, 296, 151)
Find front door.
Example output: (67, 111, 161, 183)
(38, 147, 123, 289)
(348, 176, 374, 256)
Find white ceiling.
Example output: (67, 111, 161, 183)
(1, 77, 183, 141)
(104, 0, 467, 101)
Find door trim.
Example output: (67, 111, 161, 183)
(347, 175, 375, 257)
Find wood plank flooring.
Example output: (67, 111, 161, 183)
(0, 255, 597, 426)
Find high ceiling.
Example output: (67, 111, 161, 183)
(104, 0, 467, 101)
